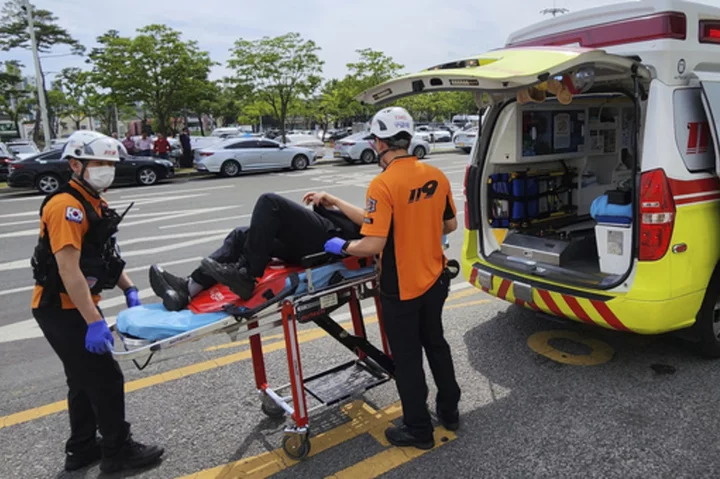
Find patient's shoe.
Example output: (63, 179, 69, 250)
(200, 258, 256, 301)
(149, 265, 190, 311)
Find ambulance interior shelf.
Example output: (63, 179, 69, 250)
(482, 98, 636, 280)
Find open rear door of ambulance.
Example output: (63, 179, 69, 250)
(694, 70, 720, 175)
(356, 47, 650, 106)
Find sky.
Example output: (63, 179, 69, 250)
(0, 0, 714, 85)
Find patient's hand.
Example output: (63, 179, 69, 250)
(303, 191, 336, 208)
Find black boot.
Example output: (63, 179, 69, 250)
(149, 265, 190, 311)
(200, 257, 256, 300)
(436, 406, 460, 432)
(65, 443, 101, 471)
(384, 425, 434, 450)
(99, 437, 164, 473)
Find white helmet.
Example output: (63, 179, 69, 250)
(370, 107, 414, 140)
(62, 131, 120, 163)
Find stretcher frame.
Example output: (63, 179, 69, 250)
(110, 265, 394, 459)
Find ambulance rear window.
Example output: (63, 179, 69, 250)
(674, 88, 716, 173)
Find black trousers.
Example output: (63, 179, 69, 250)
(33, 308, 130, 456)
(191, 193, 338, 285)
(381, 273, 461, 440)
(190, 225, 290, 289)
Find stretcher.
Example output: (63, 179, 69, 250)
(109, 253, 395, 459)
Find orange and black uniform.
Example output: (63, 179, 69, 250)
(31, 179, 130, 458)
(361, 156, 461, 440)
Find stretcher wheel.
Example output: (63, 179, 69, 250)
(261, 400, 286, 419)
(282, 432, 311, 460)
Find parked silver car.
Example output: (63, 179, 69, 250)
(333, 132, 430, 164)
(194, 138, 316, 177)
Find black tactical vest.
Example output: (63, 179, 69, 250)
(31, 182, 127, 308)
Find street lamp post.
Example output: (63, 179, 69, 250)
(22, 0, 52, 144)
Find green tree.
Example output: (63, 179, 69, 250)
(0, 60, 32, 135)
(228, 32, 323, 141)
(53, 67, 99, 130)
(0, 0, 85, 141)
(343, 48, 404, 121)
(88, 24, 215, 135)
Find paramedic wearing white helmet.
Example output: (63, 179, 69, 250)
(308, 107, 462, 449)
(30, 131, 164, 473)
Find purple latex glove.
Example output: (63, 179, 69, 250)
(324, 237, 348, 256)
(85, 319, 114, 354)
(125, 286, 141, 308)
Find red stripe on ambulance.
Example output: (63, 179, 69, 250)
(497, 279, 512, 300)
(562, 294, 596, 325)
(590, 300, 631, 332)
(538, 290, 568, 319)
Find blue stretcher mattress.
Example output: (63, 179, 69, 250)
(590, 195, 632, 224)
(117, 262, 375, 342)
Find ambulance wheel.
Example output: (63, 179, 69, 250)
(261, 400, 286, 419)
(360, 149, 376, 164)
(282, 433, 311, 460)
(695, 271, 720, 358)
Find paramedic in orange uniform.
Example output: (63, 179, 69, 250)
(307, 107, 461, 450)
(30, 131, 163, 473)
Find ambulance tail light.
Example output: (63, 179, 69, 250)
(639, 169, 676, 262)
(699, 21, 720, 45)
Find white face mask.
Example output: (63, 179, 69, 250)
(85, 166, 115, 192)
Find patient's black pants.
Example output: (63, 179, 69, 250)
(190, 193, 337, 286)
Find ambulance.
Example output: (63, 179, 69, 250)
(359, 0, 720, 356)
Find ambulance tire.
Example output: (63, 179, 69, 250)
(694, 269, 720, 358)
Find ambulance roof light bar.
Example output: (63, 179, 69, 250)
(700, 21, 720, 45)
(507, 12, 687, 48)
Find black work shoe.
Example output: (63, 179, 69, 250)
(149, 265, 189, 311)
(436, 407, 460, 432)
(65, 444, 101, 471)
(200, 257, 256, 300)
(100, 438, 164, 473)
(384, 425, 434, 450)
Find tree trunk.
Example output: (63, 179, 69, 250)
(197, 113, 205, 136)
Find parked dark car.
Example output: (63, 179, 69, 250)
(7, 148, 175, 195)
(0, 143, 18, 181)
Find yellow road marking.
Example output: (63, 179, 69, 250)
(527, 330, 615, 366)
(326, 427, 457, 479)
(0, 298, 488, 431)
(176, 401, 402, 479)
(445, 289, 479, 302)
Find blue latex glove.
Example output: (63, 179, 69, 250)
(124, 286, 141, 308)
(85, 319, 114, 355)
(324, 237, 348, 256)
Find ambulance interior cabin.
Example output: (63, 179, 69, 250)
(482, 80, 641, 288)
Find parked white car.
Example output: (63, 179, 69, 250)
(452, 128, 478, 153)
(281, 134, 325, 159)
(414, 126, 452, 143)
(7, 140, 40, 160)
(333, 132, 431, 164)
(194, 138, 316, 176)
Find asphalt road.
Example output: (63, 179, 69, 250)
(1, 151, 719, 479)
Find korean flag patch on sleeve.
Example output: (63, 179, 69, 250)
(65, 206, 84, 224)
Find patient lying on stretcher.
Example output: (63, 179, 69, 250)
(149, 193, 362, 311)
